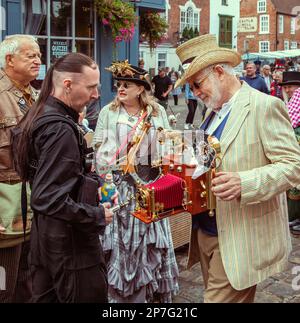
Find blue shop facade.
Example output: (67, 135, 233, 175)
(0, 0, 165, 105)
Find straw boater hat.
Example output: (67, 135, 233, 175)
(175, 34, 242, 88)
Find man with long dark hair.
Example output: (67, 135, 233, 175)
(16, 53, 113, 302)
(0, 34, 41, 303)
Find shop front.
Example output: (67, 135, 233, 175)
(1, 0, 165, 104)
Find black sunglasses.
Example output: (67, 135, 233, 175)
(116, 81, 134, 89)
(189, 70, 214, 92)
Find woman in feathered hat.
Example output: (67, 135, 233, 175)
(92, 60, 179, 303)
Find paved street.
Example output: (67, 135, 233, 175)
(165, 95, 300, 303)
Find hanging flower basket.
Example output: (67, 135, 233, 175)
(95, 0, 137, 43)
(140, 12, 168, 52)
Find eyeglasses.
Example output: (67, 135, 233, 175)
(189, 69, 214, 92)
(115, 81, 135, 89)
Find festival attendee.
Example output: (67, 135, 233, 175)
(0, 34, 41, 303)
(175, 34, 300, 303)
(16, 53, 112, 302)
(152, 67, 173, 110)
(93, 61, 179, 303)
(280, 71, 300, 233)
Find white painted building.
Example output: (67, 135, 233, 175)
(209, 0, 240, 50)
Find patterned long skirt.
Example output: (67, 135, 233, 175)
(101, 177, 179, 303)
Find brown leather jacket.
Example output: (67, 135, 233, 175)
(0, 69, 39, 182)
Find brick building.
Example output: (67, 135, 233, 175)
(140, 0, 240, 74)
(238, 0, 300, 54)
(166, 0, 210, 46)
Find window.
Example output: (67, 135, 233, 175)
(22, 0, 96, 74)
(259, 15, 269, 34)
(257, 0, 266, 13)
(291, 42, 298, 49)
(291, 17, 296, 34)
(279, 15, 284, 33)
(259, 41, 269, 52)
(219, 16, 233, 49)
(179, 1, 201, 33)
(139, 51, 145, 60)
(284, 40, 289, 50)
(157, 52, 167, 70)
(222, 0, 228, 5)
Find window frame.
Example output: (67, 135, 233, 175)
(257, 0, 267, 14)
(157, 51, 168, 71)
(284, 40, 289, 50)
(179, 1, 201, 33)
(291, 17, 296, 34)
(219, 15, 233, 49)
(22, 0, 96, 71)
(259, 40, 270, 52)
(291, 41, 298, 49)
(279, 15, 284, 33)
(259, 14, 269, 34)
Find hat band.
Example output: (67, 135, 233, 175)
(182, 56, 196, 65)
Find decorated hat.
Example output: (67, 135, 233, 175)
(279, 71, 300, 86)
(106, 60, 151, 91)
(174, 34, 241, 88)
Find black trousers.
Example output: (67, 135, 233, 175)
(0, 241, 32, 303)
(30, 263, 108, 303)
(185, 99, 198, 124)
(173, 95, 178, 105)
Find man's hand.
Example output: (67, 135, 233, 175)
(211, 172, 241, 201)
(0, 224, 6, 232)
(102, 202, 113, 225)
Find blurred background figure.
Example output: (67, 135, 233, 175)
(170, 71, 181, 106)
(241, 62, 269, 94)
(270, 71, 283, 101)
(184, 83, 198, 130)
(151, 67, 173, 110)
(262, 65, 273, 93)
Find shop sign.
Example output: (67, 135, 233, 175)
(238, 17, 257, 33)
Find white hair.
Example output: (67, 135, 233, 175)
(0, 34, 38, 68)
(201, 63, 235, 79)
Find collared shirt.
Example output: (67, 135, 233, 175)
(206, 88, 240, 135)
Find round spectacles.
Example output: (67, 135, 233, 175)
(190, 69, 214, 92)
(115, 81, 135, 89)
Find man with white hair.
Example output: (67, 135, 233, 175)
(0, 34, 41, 302)
(261, 64, 273, 93)
(175, 34, 300, 303)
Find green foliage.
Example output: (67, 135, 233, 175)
(140, 12, 168, 52)
(181, 26, 199, 41)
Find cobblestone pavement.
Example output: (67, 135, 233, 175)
(166, 95, 300, 303)
(173, 234, 300, 303)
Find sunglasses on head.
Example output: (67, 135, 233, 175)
(116, 81, 134, 89)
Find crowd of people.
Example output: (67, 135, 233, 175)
(0, 33, 299, 304)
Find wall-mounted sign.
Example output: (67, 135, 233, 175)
(238, 17, 257, 33)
